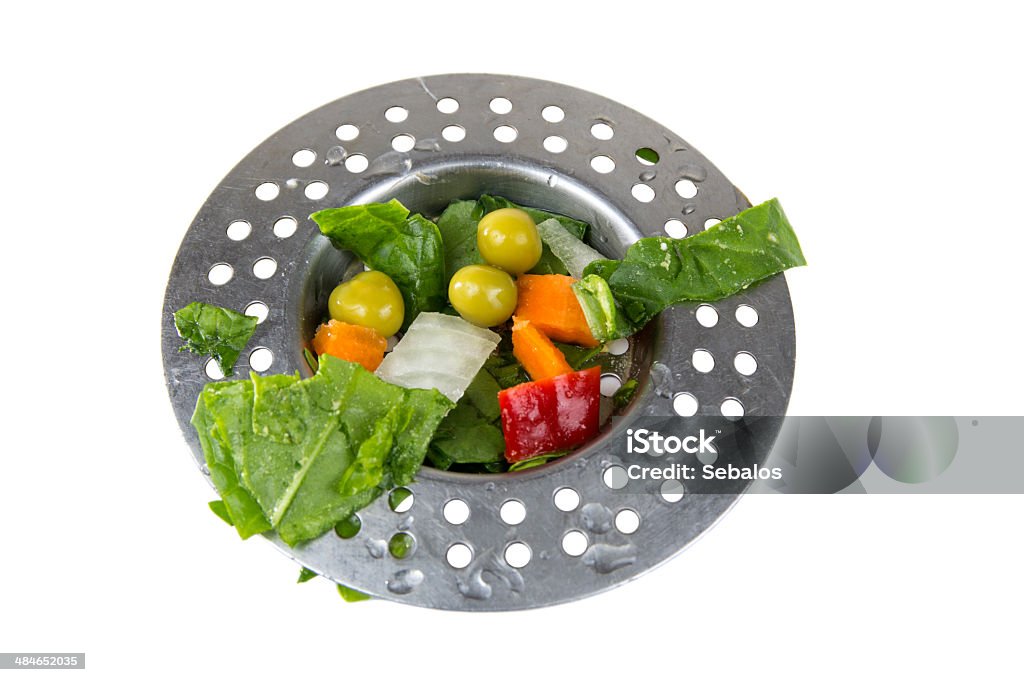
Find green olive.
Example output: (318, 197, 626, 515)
(477, 208, 542, 274)
(448, 264, 518, 328)
(328, 270, 404, 337)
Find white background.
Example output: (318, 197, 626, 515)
(1, 1, 1021, 680)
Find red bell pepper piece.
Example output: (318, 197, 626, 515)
(498, 366, 601, 463)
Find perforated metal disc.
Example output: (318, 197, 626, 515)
(161, 74, 796, 610)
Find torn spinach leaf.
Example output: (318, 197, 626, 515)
(174, 302, 258, 376)
(193, 355, 452, 546)
(311, 200, 446, 330)
(580, 199, 806, 334)
(297, 567, 318, 583)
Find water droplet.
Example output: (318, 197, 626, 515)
(365, 151, 412, 176)
(650, 362, 673, 398)
(365, 538, 387, 559)
(325, 145, 348, 166)
(456, 552, 525, 600)
(580, 503, 613, 534)
(413, 137, 441, 152)
(414, 172, 439, 185)
(484, 482, 496, 492)
(677, 163, 707, 182)
(386, 569, 424, 594)
(581, 543, 636, 574)
(199, 465, 210, 476)
(285, 178, 300, 189)
(682, 203, 697, 215)
(397, 515, 414, 531)
(639, 170, 656, 182)
(547, 174, 559, 188)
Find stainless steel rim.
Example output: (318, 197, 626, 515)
(161, 73, 796, 610)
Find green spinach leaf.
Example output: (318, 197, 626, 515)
(580, 199, 805, 333)
(311, 200, 446, 330)
(174, 302, 258, 376)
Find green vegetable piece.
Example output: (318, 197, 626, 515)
(338, 406, 397, 497)
(582, 199, 806, 330)
(174, 302, 258, 376)
(334, 513, 361, 539)
(612, 378, 639, 409)
(508, 451, 568, 472)
(302, 347, 319, 373)
(297, 567, 317, 583)
(553, 342, 604, 371)
(208, 500, 233, 526)
(461, 368, 502, 421)
(337, 584, 372, 602)
(311, 200, 446, 331)
(572, 274, 641, 342)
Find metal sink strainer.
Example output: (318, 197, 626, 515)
(161, 74, 796, 610)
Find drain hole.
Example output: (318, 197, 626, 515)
(735, 304, 759, 327)
(391, 134, 415, 152)
(436, 97, 459, 114)
(499, 499, 526, 525)
(553, 487, 580, 512)
(385, 106, 408, 123)
(345, 154, 368, 173)
(273, 216, 298, 239)
(721, 398, 745, 420)
(446, 543, 473, 568)
(304, 181, 328, 200)
(291, 149, 316, 167)
(590, 155, 615, 173)
(388, 532, 415, 559)
(388, 487, 414, 513)
(692, 349, 715, 373)
(660, 479, 685, 503)
(252, 257, 277, 279)
(543, 135, 567, 153)
(664, 219, 687, 238)
(204, 357, 225, 380)
(631, 183, 655, 203)
(672, 392, 699, 417)
(335, 124, 359, 141)
(705, 217, 721, 229)
(244, 301, 269, 323)
(635, 147, 659, 165)
(602, 465, 628, 490)
(442, 125, 466, 142)
(695, 304, 718, 328)
(334, 513, 361, 539)
(489, 97, 512, 114)
(615, 509, 641, 534)
(207, 263, 233, 286)
(226, 220, 251, 241)
(493, 125, 517, 143)
(443, 498, 470, 525)
(606, 338, 629, 356)
(734, 352, 758, 376)
(561, 531, 588, 557)
(675, 179, 698, 199)
(600, 373, 623, 397)
(504, 542, 531, 568)
(254, 182, 279, 201)
(590, 122, 614, 140)
(248, 348, 273, 372)
(541, 105, 565, 122)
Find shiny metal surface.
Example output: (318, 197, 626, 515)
(161, 74, 796, 610)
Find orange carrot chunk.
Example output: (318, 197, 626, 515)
(312, 320, 387, 372)
(512, 317, 573, 382)
(514, 274, 599, 348)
